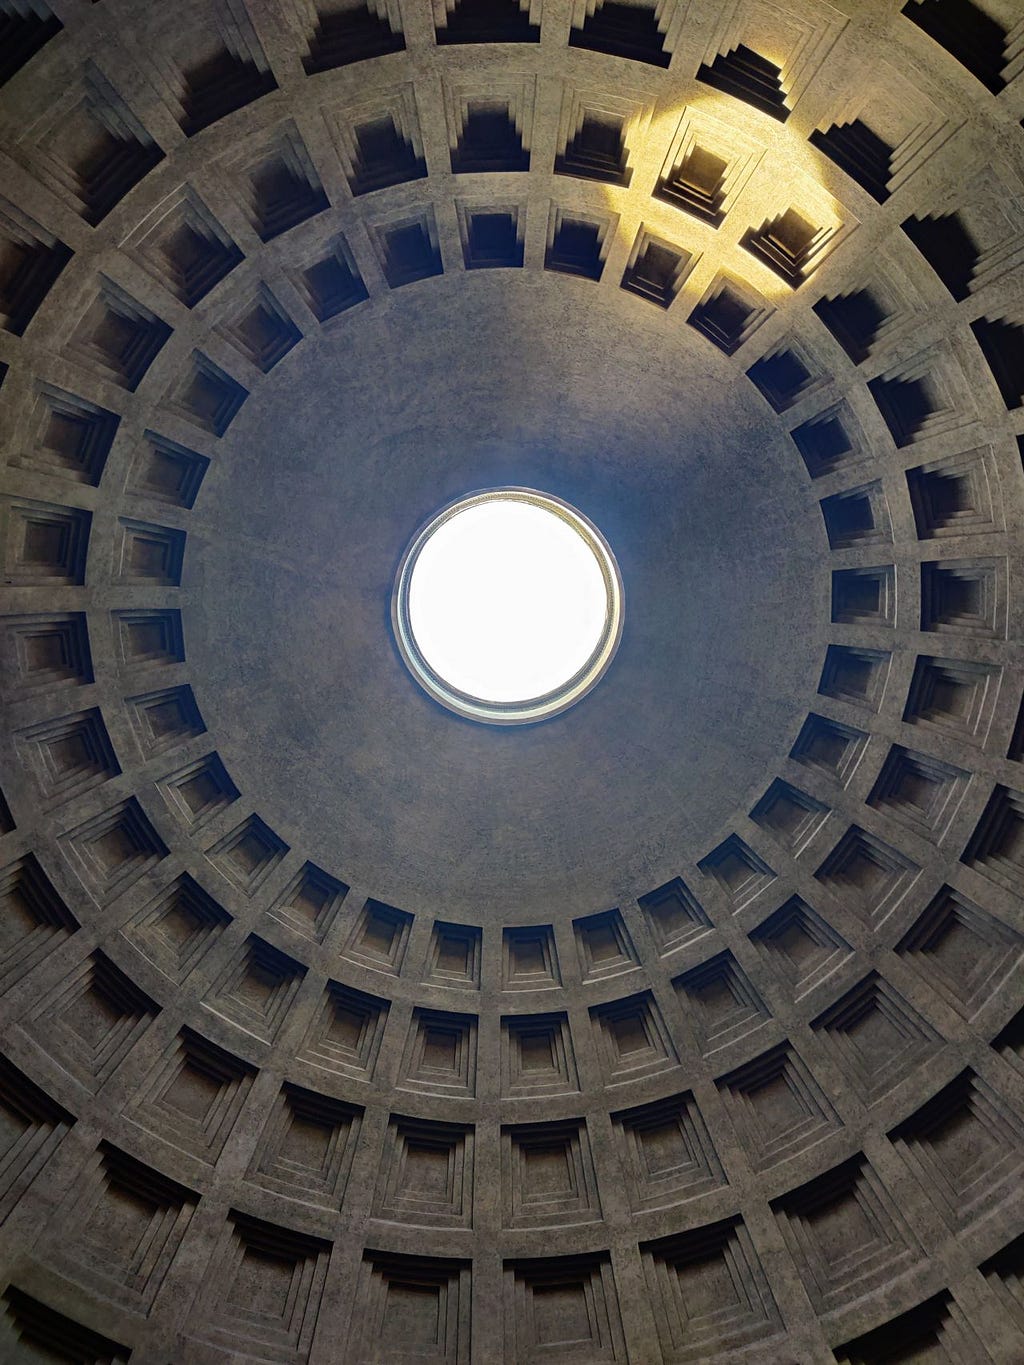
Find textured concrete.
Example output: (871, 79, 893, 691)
(0, 0, 1023, 1361)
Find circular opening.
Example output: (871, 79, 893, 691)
(393, 488, 624, 724)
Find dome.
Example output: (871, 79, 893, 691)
(0, 0, 1023, 1360)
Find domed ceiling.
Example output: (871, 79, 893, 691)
(1, 0, 1024, 1361)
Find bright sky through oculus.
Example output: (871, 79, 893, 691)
(407, 498, 609, 704)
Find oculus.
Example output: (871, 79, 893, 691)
(392, 488, 623, 724)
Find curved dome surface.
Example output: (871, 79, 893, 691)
(0, 0, 1023, 1362)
